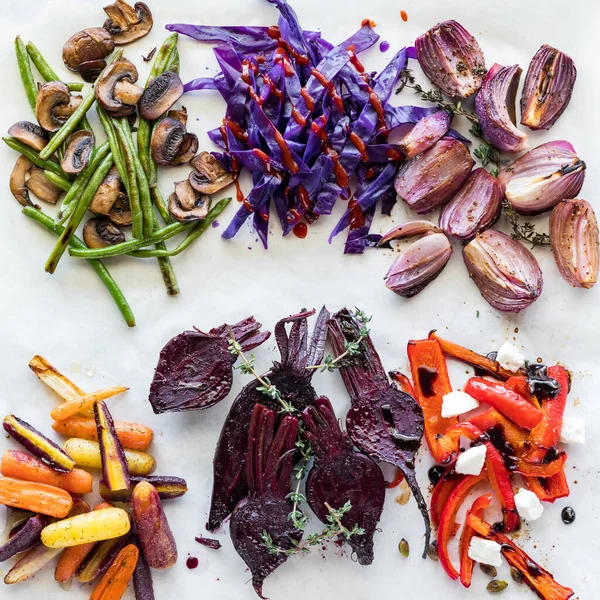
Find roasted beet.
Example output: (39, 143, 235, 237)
(303, 397, 385, 565)
(230, 404, 301, 598)
(208, 308, 329, 531)
(328, 309, 431, 557)
(148, 316, 270, 413)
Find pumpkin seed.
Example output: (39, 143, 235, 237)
(487, 580, 508, 593)
(427, 540, 439, 561)
(398, 538, 409, 558)
(510, 566, 524, 584)
(480, 563, 498, 577)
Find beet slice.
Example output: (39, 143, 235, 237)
(148, 316, 270, 413)
(328, 308, 431, 557)
(207, 308, 329, 531)
(303, 397, 385, 565)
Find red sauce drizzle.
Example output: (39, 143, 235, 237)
(347, 45, 365, 74)
(252, 148, 272, 173)
(327, 82, 344, 112)
(368, 91, 386, 130)
(248, 87, 263, 105)
(272, 129, 299, 173)
(225, 119, 248, 142)
(291, 106, 307, 127)
(400, 10, 408, 22)
(348, 199, 365, 229)
(243, 198, 254, 212)
(293, 222, 308, 238)
(297, 185, 311, 210)
(311, 116, 328, 143)
(235, 180, 244, 202)
(267, 25, 281, 39)
(386, 147, 402, 161)
(349, 131, 369, 162)
(326, 148, 349, 188)
(240, 60, 258, 84)
(186, 557, 199, 569)
(268, 26, 309, 66)
(300, 88, 315, 111)
(263, 74, 283, 98)
(365, 167, 376, 179)
(311, 68, 330, 87)
(361, 18, 376, 27)
(273, 47, 295, 77)
(287, 46, 310, 66)
(287, 208, 302, 224)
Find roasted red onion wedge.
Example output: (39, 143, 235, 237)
(463, 229, 543, 312)
(521, 44, 577, 130)
(378, 220, 442, 246)
(415, 20, 486, 98)
(498, 141, 586, 215)
(395, 138, 474, 214)
(475, 63, 528, 153)
(550, 199, 599, 288)
(398, 110, 452, 160)
(385, 233, 452, 298)
(439, 168, 504, 240)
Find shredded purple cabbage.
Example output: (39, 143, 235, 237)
(170, 0, 438, 252)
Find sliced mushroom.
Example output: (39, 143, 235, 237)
(61, 130, 94, 175)
(95, 59, 143, 117)
(83, 217, 126, 248)
(62, 27, 115, 72)
(107, 192, 132, 226)
(167, 106, 188, 126)
(103, 0, 153, 45)
(10, 156, 36, 207)
(138, 71, 184, 121)
(168, 180, 211, 222)
(171, 133, 198, 166)
(36, 82, 75, 132)
(26, 167, 63, 204)
(78, 60, 108, 83)
(53, 95, 83, 119)
(90, 166, 122, 215)
(150, 117, 185, 165)
(189, 151, 234, 195)
(7, 121, 49, 151)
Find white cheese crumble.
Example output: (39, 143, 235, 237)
(496, 342, 525, 372)
(455, 444, 487, 476)
(441, 390, 479, 417)
(514, 488, 544, 521)
(468, 537, 503, 567)
(559, 417, 585, 445)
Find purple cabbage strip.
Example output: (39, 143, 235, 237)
(183, 77, 218, 93)
(343, 204, 377, 254)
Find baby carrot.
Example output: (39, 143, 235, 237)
(29, 355, 84, 403)
(51, 386, 129, 421)
(1, 450, 93, 494)
(0, 476, 73, 517)
(90, 544, 138, 600)
(52, 417, 154, 451)
(54, 501, 112, 583)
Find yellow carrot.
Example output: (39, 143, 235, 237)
(41, 507, 130, 548)
(63, 439, 156, 475)
(50, 386, 129, 421)
(90, 544, 139, 600)
(29, 355, 84, 402)
(52, 416, 153, 451)
(0, 476, 73, 517)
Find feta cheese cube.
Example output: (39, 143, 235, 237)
(514, 488, 544, 521)
(559, 418, 585, 445)
(441, 391, 479, 417)
(468, 537, 503, 567)
(455, 444, 487, 476)
(496, 342, 525, 372)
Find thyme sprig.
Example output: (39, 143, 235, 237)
(286, 438, 313, 531)
(469, 123, 509, 176)
(307, 309, 372, 372)
(502, 199, 551, 248)
(228, 330, 295, 414)
(261, 500, 365, 556)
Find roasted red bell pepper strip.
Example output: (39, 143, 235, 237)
(407, 339, 458, 463)
(437, 471, 487, 580)
(389, 370, 416, 397)
(428, 331, 526, 380)
(386, 468, 404, 489)
(430, 467, 461, 528)
(504, 376, 537, 406)
(466, 513, 574, 600)
(445, 422, 519, 532)
(459, 494, 492, 588)
(525, 470, 570, 503)
(527, 365, 569, 462)
(464, 377, 543, 430)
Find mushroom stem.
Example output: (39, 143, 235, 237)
(114, 80, 144, 106)
(10, 155, 37, 207)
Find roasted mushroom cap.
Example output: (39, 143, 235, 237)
(171, 133, 198, 166)
(169, 180, 211, 221)
(83, 217, 126, 248)
(107, 192, 132, 226)
(36, 82, 80, 132)
(26, 167, 63, 204)
(189, 151, 234, 195)
(150, 117, 197, 166)
(61, 130, 94, 175)
(78, 60, 109, 83)
(95, 59, 143, 117)
(103, 0, 153, 45)
(7, 121, 49, 151)
(62, 27, 115, 72)
(167, 106, 188, 126)
(138, 71, 184, 121)
(10, 156, 36, 207)
(90, 166, 122, 215)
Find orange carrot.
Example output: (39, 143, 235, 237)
(90, 543, 139, 600)
(50, 386, 129, 422)
(1, 450, 93, 495)
(54, 501, 113, 583)
(52, 417, 153, 451)
(0, 476, 72, 518)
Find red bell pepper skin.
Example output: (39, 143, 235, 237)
(527, 366, 569, 463)
(445, 422, 519, 532)
(504, 376, 535, 404)
(430, 467, 461, 528)
(389, 370, 416, 397)
(525, 470, 570, 503)
(407, 339, 459, 464)
(437, 471, 487, 580)
(386, 468, 404, 489)
(459, 494, 492, 588)
(466, 513, 574, 600)
(464, 377, 543, 430)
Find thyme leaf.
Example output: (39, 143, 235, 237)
(502, 199, 551, 248)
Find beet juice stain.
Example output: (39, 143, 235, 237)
(186, 556, 199, 569)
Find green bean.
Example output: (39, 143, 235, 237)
(151, 187, 171, 224)
(46, 153, 115, 273)
(80, 116, 93, 133)
(25, 41, 83, 92)
(22, 207, 135, 327)
(149, 210, 179, 295)
(97, 107, 127, 186)
(3, 137, 63, 176)
(131, 199, 231, 257)
(44, 171, 71, 192)
(39, 49, 123, 160)
(166, 48, 180, 74)
(69, 221, 191, 259)
(136, 120, 153, 186)
(15, 36, 37, 112)
(146, 33, 179, 84)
